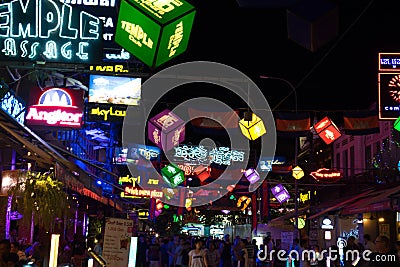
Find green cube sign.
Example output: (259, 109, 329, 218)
(161, 163, 185, 188)
(115, 0, 196, 68)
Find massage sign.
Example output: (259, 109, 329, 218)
(25, 87, 84, 128)
(0, 0, 102, 63)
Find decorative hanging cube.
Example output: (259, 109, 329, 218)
(287, 0, 338, 52)
(394, 116, 400, 131)
(244, 168, 260, 184)
(271, 184, 290, 204)
(161, 163, 185, 188)
(239, 113, 266, 140)
(314, 116, 341, 145)
(292, 166, 304, 180)
(115, 0, 196, 68)
(194, 165, 210, 182)
(148, 109, 185, 151)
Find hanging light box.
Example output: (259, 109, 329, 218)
(239, 113, 266, 140)
(394, 116, 400, 131)
(161, 163, 185, 188)
(292, 166, 304, 180)
(115, 0, 196, 68)
(244, 168, 260, 184)
(194, 165, 210, 182)
(314, 116, 341, 144)
(271, 184, 291, 204)
(148, 109, 185, 152)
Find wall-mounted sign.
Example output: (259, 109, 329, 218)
(258, 156, 286, 172)
(321, 217, 334, 230)
(173, 145, 245, 166)
(378, 73, 400, 119)
(379, 53, 400, 71)
(87, 103, 127, 122)
(118, 175, 140, 186)
(310, 168, 342, 183)
(25, 87, 84, 128)
(89, 64, 129, 73)
(1, 89, 26, 125)
(121, 187, 163, 198)
(137, 209, 149, 220)
(115, 0, 196, 67)
(0, 0, 102, 63)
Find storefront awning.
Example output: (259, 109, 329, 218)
(307, 189, 376, 220)
(340, 185, 400, 215)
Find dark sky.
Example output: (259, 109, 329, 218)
(158, 0, 399, 113)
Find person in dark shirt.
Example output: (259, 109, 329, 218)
(219, 235, 232, 267)
(138, 235, 149, 267)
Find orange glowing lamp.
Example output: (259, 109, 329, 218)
(314, 116, 341, 144)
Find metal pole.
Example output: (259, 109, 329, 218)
(259, 75, 299, 239)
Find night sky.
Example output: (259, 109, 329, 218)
(157, 0, 400, 113)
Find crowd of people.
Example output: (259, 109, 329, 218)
(136, 234, 259, 267)
(0, 238, 43, 267)
(135, 233, 400, 267)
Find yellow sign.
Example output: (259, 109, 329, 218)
(148, 178, 159, 185)
(89, 64, 129, 73)
(90, 106, 126, 121)
(118, 175, 140, 187)
(292, 166, 304, 180)
(300, 191, 310, 203)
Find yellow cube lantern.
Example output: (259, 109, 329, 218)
(239, 113, 266, 140)
(292, 166, 304, 179)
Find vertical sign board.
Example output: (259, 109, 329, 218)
(115, 0, 196, 68)
(103, 217, 134, 267)
(0, 0, 102, 63)
(378, 53, 400, 119)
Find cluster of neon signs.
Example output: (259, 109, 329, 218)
(173, 145, 245, 166)
(0, 0, 102, 63)
(25, 87, 84, 128)
(0, 87, 25, 124)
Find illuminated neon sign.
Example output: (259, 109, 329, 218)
(1, 89, 25, 125)
(310, 168, 342, 183)
(121, 187, 163, 198)
(0, 0, 102, 63)
(115, 0, 195, 67)
(87, 103, 127, 122)
(379, 53, 400, 71)
(25, 87, 84, 128)
(173, 145, 245, 166)
(89, 64, 129, 73)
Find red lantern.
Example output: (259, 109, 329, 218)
(314, 116, 341, 144)
(194, 165, 210, 182)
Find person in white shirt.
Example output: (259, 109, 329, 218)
(363, 234, 376, 252)
(189, 240, 208, 267)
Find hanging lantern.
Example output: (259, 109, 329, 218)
(292, 166, 304, 179)
(194, 165, 210, 182)
(148, 109, 185, 152)
(394, 116, 400, 131)
(271, 184, 291, 204)
(237, 196, 251, 210)
(239, 113, 266, 140)
(161, 163, 185, 188)
(244, 168, 260, 184)
(314, 116, 341, 144)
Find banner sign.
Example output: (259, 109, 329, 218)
(0, 0, 103, 63)
(25, 87, 84, 128)
(379, 53, 400, 72)
(103, 217, 133, 267)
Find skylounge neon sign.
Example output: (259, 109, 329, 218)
(0, 0, 102, 63)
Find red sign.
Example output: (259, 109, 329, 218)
(25, 87, 84, 128)
(310, 168, 342, 183)
(314, 116, 341, 144)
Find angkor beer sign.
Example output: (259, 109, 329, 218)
(0, 0, 102, 63)
(25, 87, 84, 128)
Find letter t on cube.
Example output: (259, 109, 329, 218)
(148, 109, 185, 152)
